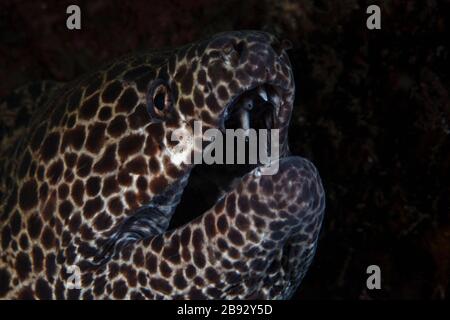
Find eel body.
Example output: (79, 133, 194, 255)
(0, 31, 325, 299)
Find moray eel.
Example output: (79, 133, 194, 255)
(0, 31, 325, 299)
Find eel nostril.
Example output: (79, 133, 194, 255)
(223, 41, 246, 63)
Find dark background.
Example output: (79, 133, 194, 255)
(0, 0, 448, 299)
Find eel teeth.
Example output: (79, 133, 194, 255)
(257, 87, 268, 101)
(267, 87, 281, 116)
(239, 109, 250, 131)
(269, 92, 280, 107)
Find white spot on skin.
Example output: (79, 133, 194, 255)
(168, 125, 194, 166)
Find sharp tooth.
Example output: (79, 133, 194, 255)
(265, 112, 273, 130)
(240, 109, 250, 131)
(269, 93, 280, 106)
(257, 87, 268, 101)
(223, 108, 229, 120)
(270, 94, 281, 117)
(238, 109, 251, 140)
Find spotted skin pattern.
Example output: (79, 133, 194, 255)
(0, 31, 325, 299)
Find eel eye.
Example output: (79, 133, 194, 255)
(147, 79, 173, 118)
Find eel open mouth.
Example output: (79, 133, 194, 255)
(170, 83, 288, 229)
(220, 83, 283, 131)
